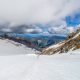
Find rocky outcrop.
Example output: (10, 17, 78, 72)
(42, 28, 80, 55)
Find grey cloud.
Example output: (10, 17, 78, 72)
(0, 23, 43, 34)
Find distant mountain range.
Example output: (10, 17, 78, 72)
(0, 32, 66, 51)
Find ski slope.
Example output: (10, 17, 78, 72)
(0, 39, 80, 80)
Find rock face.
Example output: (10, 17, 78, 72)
(42, 28, 80, 55)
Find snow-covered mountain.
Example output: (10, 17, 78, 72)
(0, 23, 80, 80)
(42, 28, 80, 55)
(0, 38, 80, 80)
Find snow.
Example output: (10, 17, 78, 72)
(47, 43, 60, 49)
(0, 39, 80, 80)
(73, 32, 80, 39)
(0, 39, 36, 55)
(44, 41, 64, 51)
(44, 31, 80, 52)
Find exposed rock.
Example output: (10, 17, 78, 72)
(42, 28, 80, 55)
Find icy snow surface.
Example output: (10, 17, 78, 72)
(0, 39, 80, 80)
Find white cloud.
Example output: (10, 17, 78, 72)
(67, 27, 75, 33)
(47, 20, 78, 34)
(0, 0, 79, 24)
(48, 21, 68, 34)
(24, 28, 42, 33)
(1, 28, 12, 32)
(0, 0, 80, 34)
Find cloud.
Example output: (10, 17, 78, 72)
(0, 23, 43, 34)
(47, 20, 80, 34)
(0, 0, 80, 34)
(0, 0, 79, 24)
(48, 20, 68, 34)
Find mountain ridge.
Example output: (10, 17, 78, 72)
(0, 33, 66, 51)
(42, 28, 80, 55)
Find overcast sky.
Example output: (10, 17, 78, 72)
(0, 0, 79, 24)
(0, 0, 80, 34)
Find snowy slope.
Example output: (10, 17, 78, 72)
(0, 39, 37, 55)
(42, 29, 80, 55)
(0, 39, 80, 80)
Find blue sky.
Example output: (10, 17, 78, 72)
(66, 12, 80, 27)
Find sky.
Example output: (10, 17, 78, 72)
(66, 12, 80, 26)
(0, 0, 80, 34)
